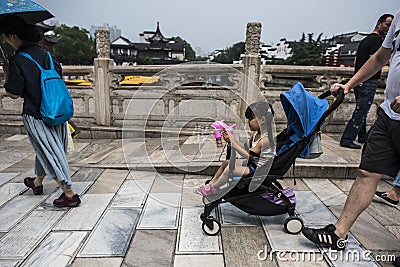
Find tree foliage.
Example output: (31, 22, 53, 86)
(171, 36, 196, 61)
(212, 42, 245, 63)
(284, 33, 323, 66)
(51, 24, 96, 65)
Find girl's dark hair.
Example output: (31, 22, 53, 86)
(0, 16, 41, 43)
(245, 101, 274, 120)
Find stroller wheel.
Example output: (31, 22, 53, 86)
(202, 219, 221, 236)
(284, 216, 303, 234)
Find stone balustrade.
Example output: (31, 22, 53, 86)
(0, 24, 388, 138)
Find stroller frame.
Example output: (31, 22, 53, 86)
(200, 88, 345, 236)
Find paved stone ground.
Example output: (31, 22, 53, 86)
(0, 133, 399, 267)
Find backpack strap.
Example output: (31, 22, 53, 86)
(19, 51, 55, 72)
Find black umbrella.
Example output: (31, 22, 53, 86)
(0, 0, 53, 25)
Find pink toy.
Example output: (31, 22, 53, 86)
(211, 120, 236, 148)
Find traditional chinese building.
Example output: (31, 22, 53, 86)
(111, 22, 185, 65)
(321, 32, 368, 67)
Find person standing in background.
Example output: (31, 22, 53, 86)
(340, 14, 393, 149)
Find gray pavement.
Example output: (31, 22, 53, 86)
(0, 133, 399, 267)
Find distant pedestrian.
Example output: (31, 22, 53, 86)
(302, 9, 400, 257)
(340, 13, 393, 149)
(1, 16, 80, 208)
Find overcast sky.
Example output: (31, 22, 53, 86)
(35, 0, 399, 54)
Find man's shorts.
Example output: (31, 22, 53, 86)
(360, 109, 400, 177)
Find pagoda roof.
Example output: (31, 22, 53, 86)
(145, 22, 172, 43)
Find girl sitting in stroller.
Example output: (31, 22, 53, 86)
(195, 101, 275, 196)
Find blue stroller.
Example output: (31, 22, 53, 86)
(200, 82, 344, 235)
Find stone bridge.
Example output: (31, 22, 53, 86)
(0, 24, 387, 138)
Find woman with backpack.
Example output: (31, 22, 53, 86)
(1, 16, 80, 208)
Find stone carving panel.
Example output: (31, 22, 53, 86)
(96, 28, 110, 59)
(245, 22, 262, 55)
(316, 74, 341, 91)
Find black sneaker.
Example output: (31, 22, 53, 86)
(340, 142, 361, 149)
(394, 256, 400, 267)
(302, 224, 348, 250)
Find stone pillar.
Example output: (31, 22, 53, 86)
(240, 22, 262, 120)
(94, 28, 112, 126)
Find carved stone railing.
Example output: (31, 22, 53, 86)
(0, 24, 389, 137)
(259, 65, 388, 132)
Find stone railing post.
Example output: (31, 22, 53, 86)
(94, 28, 112, 126)
(240, 22, 262, 120)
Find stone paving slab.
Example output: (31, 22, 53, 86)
(174, 254, 225, 267)
(70, 167, 104, 182)
(0, 260, 19, 267)
(98, 147, 126, 164)
(78, 146, 120, 164)
(295, 191, 337, 226)
(0, 173, 19, 186)
(72, 258, 123, 267)
(4, 135, 27, 141)
(78, 208, 141, 257)
(302, 179, 347, 207)
(123, 230, 176, 267)
(137, 192, 181, 229)
(176, 207, 221, 254)
(221, 226, 274, 267)
(0, 210, 65, 259)
(0, 134, 399, 266)
(220, 202, 260, 226)
(85, 169, 127, 194)
(0, 183, 28, 207)
(0, 195, 47, 232)
(54, 194, 114, 231)
(21, 231, 87, 267)
(261, 214, 319, 253)
(110, 179, 153, 208)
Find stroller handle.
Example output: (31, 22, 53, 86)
(315, 88, 345, 131)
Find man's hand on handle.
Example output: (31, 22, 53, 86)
(390, 96, 400, 114)
(330, 83, 351, 96)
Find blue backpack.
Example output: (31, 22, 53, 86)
(19, 52, 74, 126)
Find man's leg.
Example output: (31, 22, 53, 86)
(301, 169, 382, 250)
(334, 169, 383, 238)
(340, 82, 376, 147)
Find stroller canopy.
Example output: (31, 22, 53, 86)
(278, 82, 328, 157)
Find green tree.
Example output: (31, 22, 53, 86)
(51, 24, 96, 65)
(212, 42, 245, 64)
(137, 55, 153, 65)
(172, 36, 196, 61)
(285, 33, 323, 66)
